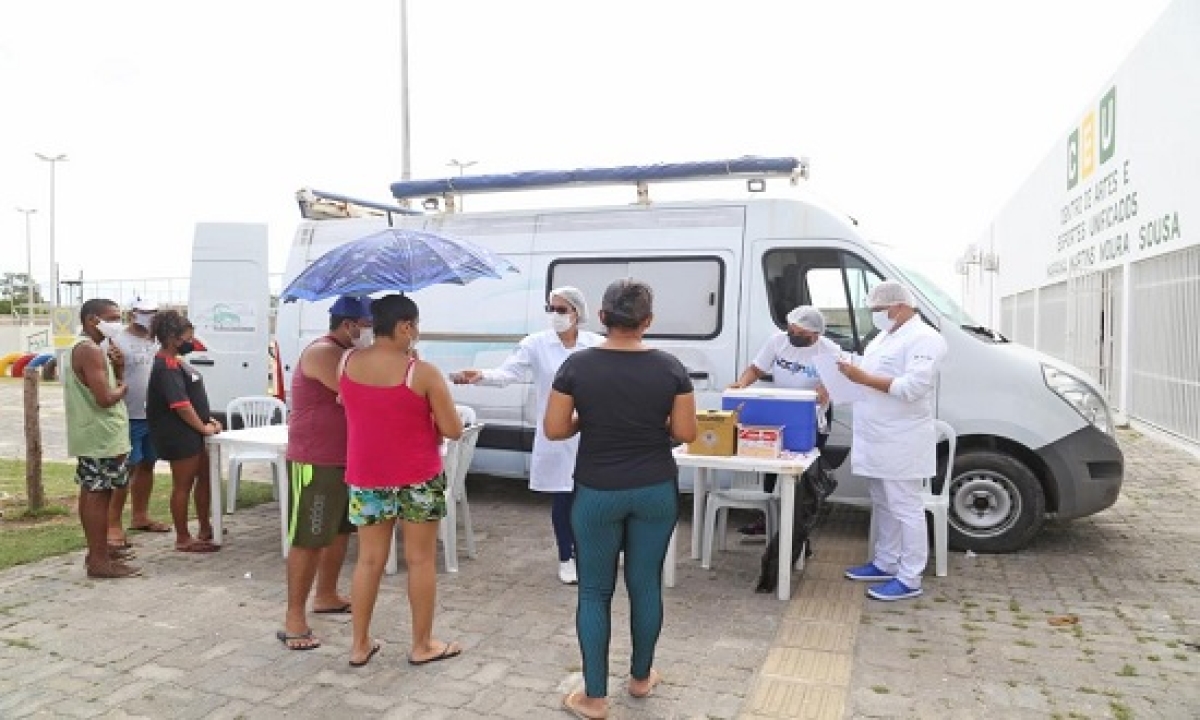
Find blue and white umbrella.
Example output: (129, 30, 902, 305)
(280, 228, 519, 302)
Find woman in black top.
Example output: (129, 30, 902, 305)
(147, 311, 222, 552)
(545, 278, 697, 719)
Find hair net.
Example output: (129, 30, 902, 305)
(866, 280, 915, 307)
(549, 286, 588, 324)
(785, 305, 826, 333)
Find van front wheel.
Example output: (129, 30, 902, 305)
(947, 451, 1045, 553)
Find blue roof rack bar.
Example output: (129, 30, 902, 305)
(389, 156, 809, 201)
(296, 188, 424, 218)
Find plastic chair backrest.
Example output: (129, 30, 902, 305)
(444, 423, 483, 500)
(456, 404, 477, 426)
(226, 395, 288, 430)
(930, 419, 957, 499)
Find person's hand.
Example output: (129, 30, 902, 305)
(837, 360, 866, 384)
(107, 344, 125, 369)
(726, 381, 745, 390)
(815, 384, 830, 405)
(210, 419, 223, 433)
(451, 369, 483, 385)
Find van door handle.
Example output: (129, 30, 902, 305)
(191, 358, 215, 366)
(687, 371, 709, 380)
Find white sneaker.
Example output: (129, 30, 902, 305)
(558, 559, 578, 585)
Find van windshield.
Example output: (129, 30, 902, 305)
(892, 263, 977, 326)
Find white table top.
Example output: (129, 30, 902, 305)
(674, 447, 818, 474)
(205, 424, 288, 448)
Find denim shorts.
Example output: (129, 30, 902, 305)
(347, 473, 447, 526)
(127, 419, 158, 466)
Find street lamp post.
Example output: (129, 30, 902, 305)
(399, 0, 411, 181)
(15, 207, 37, 325)
(35, 153, 68, 311)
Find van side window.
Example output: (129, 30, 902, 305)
(763, 249, 884, 353)
(549, 256, 724, 340)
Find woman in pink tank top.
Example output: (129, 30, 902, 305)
(338, 294, 465, 668)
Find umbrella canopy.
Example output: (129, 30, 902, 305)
(280, 228, 519, 302)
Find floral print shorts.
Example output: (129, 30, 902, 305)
(348, 472, 448, 526)
(74, 456, 131, 492)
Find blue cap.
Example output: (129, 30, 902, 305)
(329, 295, 372, 320)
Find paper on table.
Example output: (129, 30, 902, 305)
(814, 353, 869, 405)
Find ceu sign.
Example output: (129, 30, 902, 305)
(1067, 87, 1117, 190)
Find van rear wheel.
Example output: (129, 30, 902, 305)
(947, 451, 1045, 553)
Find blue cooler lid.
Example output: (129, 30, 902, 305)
(722, 388, 817, 402)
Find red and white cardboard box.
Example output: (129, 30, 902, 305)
(736, 424, 784, 459)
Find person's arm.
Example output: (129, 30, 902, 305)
(299, 340, 343, 393)
(454, 339, 534, 386)
(543, 389, 578, 440)
(421, 363, 464, 440)
(161, 367, 218, 436)
(886, 334, 946, 402)
(668, 391, 698, 443)
(729, 364, 765, 389)
(73, 343, 127, 408)
(836, 360, 893, 394)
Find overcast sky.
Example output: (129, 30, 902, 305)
(0, 0, 1173, 301)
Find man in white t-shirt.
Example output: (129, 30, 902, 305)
(107, 298, 167, 550)
(729, 305, 839, 535)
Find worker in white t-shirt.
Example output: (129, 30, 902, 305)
(728, 305, 839, 535)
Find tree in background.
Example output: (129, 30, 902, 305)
(0, 273, 45, 317)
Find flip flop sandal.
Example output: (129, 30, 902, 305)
(130, 521, 172, 533)
(276, 629, 321, 651)
(562, 691, 608, 719)
(349, 642, 382, 667)
(87, 562, 143, 579)
(407, 641, 462, 665)
(313, 603, 352, 615)
(175, 540, 221, 553)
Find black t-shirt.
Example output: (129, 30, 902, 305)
(552, 348, 694, 490)
(147, 353, 212, 460)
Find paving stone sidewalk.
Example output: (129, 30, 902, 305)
(2, 377, 1198, 719)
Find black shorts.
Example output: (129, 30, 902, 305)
(287, 462, 354, 548)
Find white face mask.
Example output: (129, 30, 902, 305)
(97, 320, 124, 339)
(134, 312, 155, 329)
(548, 312, 574, 333)
(354, 329, 374, 349)
(871, 309, 896, 333)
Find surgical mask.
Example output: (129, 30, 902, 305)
(548, 312, 573, 333)
(354, 329, 374, 349)
(97, 320, 124, 339)
(871, 309, 896, 333)
(789, 333, 816, 348)
(134, 312, 155, 329)
(178, 341, 196, 356)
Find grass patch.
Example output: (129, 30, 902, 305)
(1110, 701, 1132, 720)
(0, 637, 36, 650)
(870, 685, 889, 694)
(1117, 664, 1137, 677)
(0, 458, 274, 571)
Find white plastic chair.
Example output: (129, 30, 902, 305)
(701, 473, 779, 570)
(387, 412, 483, 575)
(224, 396, 288, 513)
(863, 419, 958, 577)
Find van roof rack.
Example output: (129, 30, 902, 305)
(296, 188, 423, 220)
(389, 155, 809, 211)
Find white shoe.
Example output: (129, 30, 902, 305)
(558, 559, 578, 585)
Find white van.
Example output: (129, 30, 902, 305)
(187, 222, 272, 425)
(274, 159, 1123, 553)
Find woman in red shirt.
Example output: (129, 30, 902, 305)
(339, 294, 464, 668)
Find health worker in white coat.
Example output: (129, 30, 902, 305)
(837, 280, 947, 602)
(452, 287, 602, 585)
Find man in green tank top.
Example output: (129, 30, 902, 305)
(65, 298, 139, 579)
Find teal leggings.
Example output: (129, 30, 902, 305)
(571, 480, 678, 699)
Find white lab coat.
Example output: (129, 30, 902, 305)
(850, 318, 948, 479)
(479, 329, 604, 492)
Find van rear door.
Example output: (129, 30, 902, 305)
(188, 223, 271, 424)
